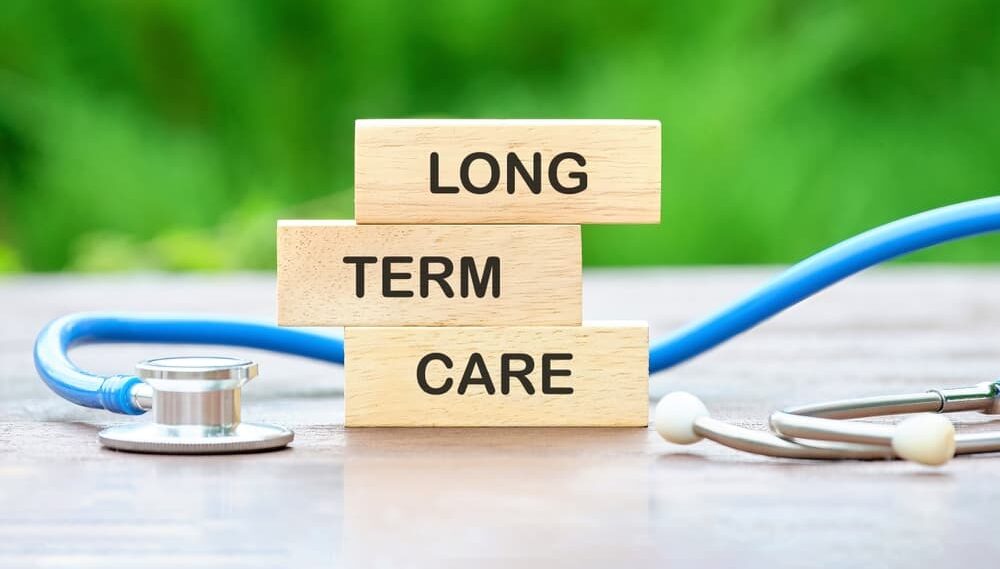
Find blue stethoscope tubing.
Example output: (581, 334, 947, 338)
(34, 196, 1000, 416)
(34, 315, 345, 414)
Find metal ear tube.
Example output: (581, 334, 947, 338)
(656, 382, 1000, 466)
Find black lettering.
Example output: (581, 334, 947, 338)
(417, 353, 453, 395)
(458, 352, 496, 394)
(507, 152, 542, 194)
(382, 256, 414, 298)
(429, 152, 460, 193)
(501, 353, 535, 395)
(549, 152, 588, 194)
(419, 256, 454, 298)
(460, 256, 500, 298)
(542, 353, 574, 394)
(460, 152, 500, 194)
(343, 256, 378, 298)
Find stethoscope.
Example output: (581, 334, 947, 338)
(655, 384, 1000, 467)
(33, 196, 1000, 463)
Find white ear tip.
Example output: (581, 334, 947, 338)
(891, 414, 956, 467)
(655, 391, 710, 445)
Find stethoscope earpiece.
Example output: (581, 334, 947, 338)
(889, 414, 956, 466)
(654, 391, 710, 445)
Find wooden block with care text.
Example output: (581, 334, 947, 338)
(355, 119, 661, 224)
(344, 324, 649, 427)
(277, 221, 581, 326)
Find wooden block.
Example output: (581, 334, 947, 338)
(344, 323, 649, 427)
(277, 221, 582, 326)
(354, 119, 661, 224)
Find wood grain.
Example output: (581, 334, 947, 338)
(354, 119, 661, 224)
(277, 221, 581, 326)
(344, 323, 649, 427)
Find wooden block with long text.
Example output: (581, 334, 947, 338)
(344, 323, 649, 427)
(355, 119, 661, 224)
(277, 221, 582, 326)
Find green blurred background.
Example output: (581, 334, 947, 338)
(0, 0, 998, 273)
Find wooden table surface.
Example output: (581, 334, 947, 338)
(2, 268, 999, 568)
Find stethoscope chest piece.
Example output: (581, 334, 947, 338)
(98, 356, 293, 454)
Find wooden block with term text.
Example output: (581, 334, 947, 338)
(355, 119, 661, 224)
(344, 324, 649, 427)
(277, 221, 582, 326)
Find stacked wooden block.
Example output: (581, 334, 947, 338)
(277, 119, 661, 426)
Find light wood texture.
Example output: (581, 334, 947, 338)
(354, 119, 661, 224)
(344, 324, 649, 427)
(277, 221, 581, 326)
(4, 269, 1000, 567)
